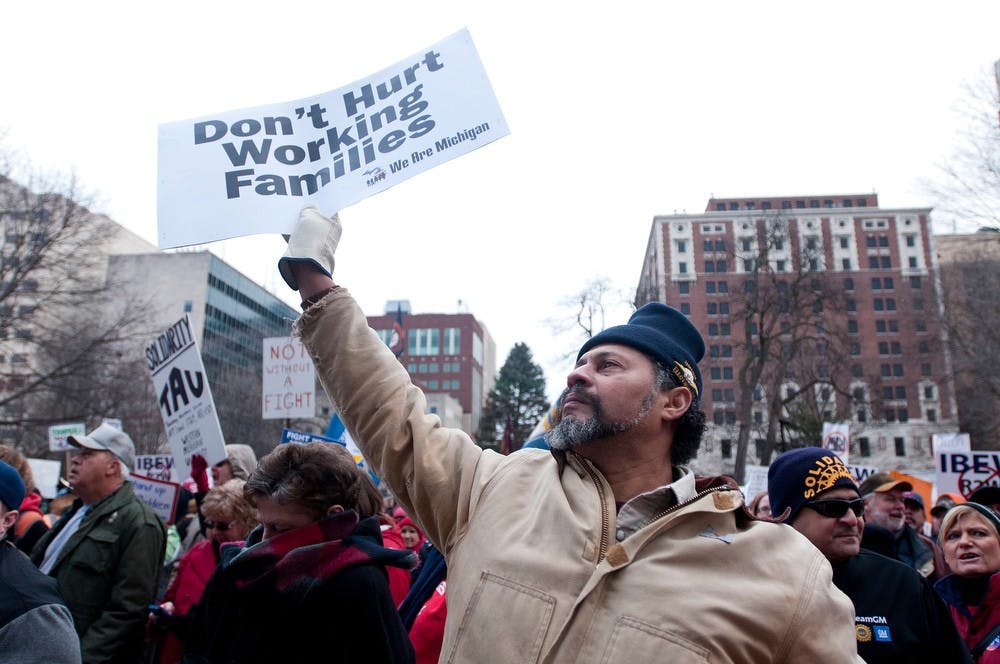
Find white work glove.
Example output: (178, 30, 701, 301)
(278, 205, 342, 290)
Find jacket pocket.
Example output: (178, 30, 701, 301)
(444, 572, 556, 664)
(600, 616, 709, 664)
(65, 529, 118, 610)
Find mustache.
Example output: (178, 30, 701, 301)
(561, 385, 594, 405)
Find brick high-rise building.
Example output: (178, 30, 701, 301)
(367, 302, 496, 435)
(636, 194, 959, 476)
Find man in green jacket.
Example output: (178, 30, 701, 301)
(32, 423, 166, 663)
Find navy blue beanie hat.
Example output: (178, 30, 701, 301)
(0, 459, 25, 512)
(767, 447, 858, 520)
(577, 303, 704, 399)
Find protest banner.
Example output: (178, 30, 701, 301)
(281, 428, 341, 445)
(158, 28, 509, 248)
(102, 417, 123, 431)
(848, 464, 879, 484)
(821, 421, 850, 463)
(27, 458, 62, 499)
(262, 337, 316, 419)
(131, 474, 180, 525)
(935, 450, 1000, 499)
(134, 454, 177, 483)
(742, 464, 769, 501)
(48, 422, 85, 453)
(932, 432, 971, 455)
(146, 315, 227, 479)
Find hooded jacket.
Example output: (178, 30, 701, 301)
(296, 288, 861, 663)
(222, 444, 257, 480)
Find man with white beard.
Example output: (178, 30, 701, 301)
(859, 472, 944, 579)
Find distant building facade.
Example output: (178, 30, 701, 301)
(367, 303, 496, 435)
(935, 228, 1000, 447)
(637, 193, 959, 475)
(110, 252, 319, 457)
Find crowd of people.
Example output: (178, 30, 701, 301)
(1, 204, 999, 662)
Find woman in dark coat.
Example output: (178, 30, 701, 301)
(182, 443, 415, 663)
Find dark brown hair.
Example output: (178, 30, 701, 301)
(244, 443, 381, 521)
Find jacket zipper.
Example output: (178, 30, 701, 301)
(643, 485, 731, 530)
(582, 461, 611, 562)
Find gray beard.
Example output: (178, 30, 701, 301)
(545, 389, 654, 451)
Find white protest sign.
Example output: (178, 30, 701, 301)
(848, 464, 880, 484)
(932, 433, 971, 455)
(130, 474, 180, 525)
(27, 458, 62, 499)
(146, 316, 227, 479)
(822, 421, 850, 463)
(935, 451, 1000, 499)
(134, 454, 177, 483)
(48, 422, 85, 453)
(743, 464, 769, 501)
(262, 337, 316, 419)
(158, 28, 509, 248)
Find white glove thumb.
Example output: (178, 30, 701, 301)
(278, 206, 342, 290)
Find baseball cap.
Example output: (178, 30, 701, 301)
(0, 459, 26, 511)
(902, 491, 925, 510)
(968, 485, 1000, 506)
(68, 423, 136, 469)
(858, 472, 912, 497)
(931, 494, 959, 518)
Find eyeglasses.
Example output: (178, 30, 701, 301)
(203, 519, 237, 531)
(804, 498, 864, 519)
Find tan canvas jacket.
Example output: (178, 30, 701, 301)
(298, 288, 862, 663)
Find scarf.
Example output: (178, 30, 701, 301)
(227, 511, 417, 592)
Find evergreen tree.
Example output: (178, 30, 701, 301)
(476, 343, 550, 451)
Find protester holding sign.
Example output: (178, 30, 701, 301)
(30, 423, 166, 664)
(277, 207, 860, 662)
(183, 443, 415, 662)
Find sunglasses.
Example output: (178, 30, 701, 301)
(804, 498, 864, 519)
(203, 519, 237, 531)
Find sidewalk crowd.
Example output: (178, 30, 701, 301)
(2, 206, 998, 662)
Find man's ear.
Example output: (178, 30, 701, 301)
(1, 509, 18, 532)
(661, 386, 693, 422)
(327, 504, 345, 515)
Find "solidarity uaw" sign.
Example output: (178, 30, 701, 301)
(146, 316, 227, 478)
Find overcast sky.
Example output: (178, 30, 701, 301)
(3, 1, 998, 403)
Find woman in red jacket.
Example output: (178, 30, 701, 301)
(935, 503, 1000, 662)
(151, 479, 257, 664)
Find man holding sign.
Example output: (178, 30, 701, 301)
(275, 208, 860, 662)
(31, 423, 166, 663)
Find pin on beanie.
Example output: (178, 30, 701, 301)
(577, 303, 704, 398)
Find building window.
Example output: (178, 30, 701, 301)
(408, 328, 440, 355)
(921, 363, 932, 376)
(910, 276, 921, 289)
(859, 437, 871, 457)
(443, 328, 461, 355)
(844, 278, 854, 291)
(679, 282, 690, 295)
(906, 235, 916, 247)
(706, 261, 716, 273)
(927, 409, 937, 422)
(721, 439, 732, 458)
(848, 320, 859, 334)
(718, 281, 729, 294)
(894, 437, 906, 456)
(706, 282, 715, 294)
(839, 236, 849, 249)
(908, 257, 918, 268)
(679, 262, 687, 274)
(678, 240, 687, 253)
(680, 303, 690, 315)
